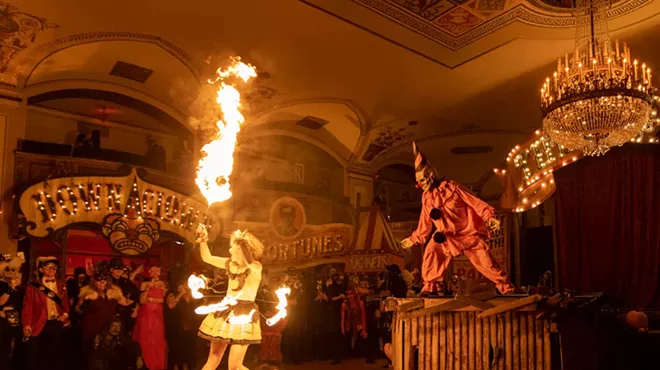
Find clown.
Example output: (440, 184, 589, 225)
(401, 142, 515, 295)
(196, 224, 264, 370)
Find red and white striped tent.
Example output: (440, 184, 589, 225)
(345, 205, 404, 273)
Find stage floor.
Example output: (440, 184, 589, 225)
(282, 359, 389, 369)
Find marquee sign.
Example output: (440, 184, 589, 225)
(18, 169, 221, 255)
(234, 196, 352, 269)
(345, 253, 402, 273)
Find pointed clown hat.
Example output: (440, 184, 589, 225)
(412, 141, 435, 175)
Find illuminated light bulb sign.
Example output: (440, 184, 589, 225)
(496, 103, 659, 213)
(17, 170, 220, 249)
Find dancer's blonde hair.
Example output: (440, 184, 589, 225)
(230, 229, 264, 261)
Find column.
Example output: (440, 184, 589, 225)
(0, 89, 27, 254)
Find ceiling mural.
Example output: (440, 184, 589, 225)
(0, 1, 57, 74)
(349, 0, 645, 50)
(361, 124, 415, 162)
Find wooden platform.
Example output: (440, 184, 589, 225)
(387, 294, 553, 370)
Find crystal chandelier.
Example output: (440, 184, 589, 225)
(540, 0, 655, 156)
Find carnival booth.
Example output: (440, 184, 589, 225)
(344, 205, 404, 274)
(13, 152, 221, 278)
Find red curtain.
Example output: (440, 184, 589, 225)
(555, 145, 660, 308)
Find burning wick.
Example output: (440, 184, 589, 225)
(266, 287, 291, 326)
(195, 57, 257, 206)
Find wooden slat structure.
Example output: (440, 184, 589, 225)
(389, 295, 553, 370)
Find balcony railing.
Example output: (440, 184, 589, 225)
(14, 140, 351, 206)
(17, 139, 193, 175)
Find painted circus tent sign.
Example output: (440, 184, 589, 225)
(18, 170, 221, 255)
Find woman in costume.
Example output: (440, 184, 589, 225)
(196, 225, 264, 370)
(165, 282, 196, 370)
(132, 264, 168, 370)
(0, 254, 24, 370)
(77, 261, 132, 366)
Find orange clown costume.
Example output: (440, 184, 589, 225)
(401, 142, 515, 294)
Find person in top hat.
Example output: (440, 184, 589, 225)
(108, 258, 139, 334)
(400, 142, 515, 295)
(22, 256, 70, 370)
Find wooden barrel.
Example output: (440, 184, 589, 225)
(390, 296, 552, 370)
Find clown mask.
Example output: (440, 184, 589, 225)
(415, 167, 436, 193)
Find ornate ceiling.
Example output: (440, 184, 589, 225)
(1, 0, 660, 185)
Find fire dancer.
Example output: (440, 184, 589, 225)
(196, 225, 264, 370)
(400, 142, 515, 295)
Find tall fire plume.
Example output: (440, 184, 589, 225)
(195, 57, 257, 205)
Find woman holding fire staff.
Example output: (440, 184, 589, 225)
(195, 224, 265, 370)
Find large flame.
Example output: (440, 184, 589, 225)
(195, 57, 257, 205)
(266, 287, 291, 326)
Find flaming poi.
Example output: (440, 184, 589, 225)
(187, 274, 291, 326)
(187, 274, 207, 299)
(265, 287, 292, 326)
(195, 57, 257, 205)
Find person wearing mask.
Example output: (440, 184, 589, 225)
(341, 287, 367, 358)
(281, 271, 303, 365)
(22, 256, 70, 370)
(78, 261, 132, 367)
(89, 319, 145, 370)
(326, 272, 346, 365)
(67, 267, 89, 315)
(0, 254, 24, 370)
(165, 282, 196, 370)
(67, 266, 89, 370)
(108, 258, 140, 334)
(310, 273, 328, 361)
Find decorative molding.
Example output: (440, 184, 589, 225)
(10, 32, 200, 87)
(360, 125, 415, 162)
(349, 0, 651, 50)
(0, 1, 58, 76)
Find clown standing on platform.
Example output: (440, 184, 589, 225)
(401, 142, 515, 295)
